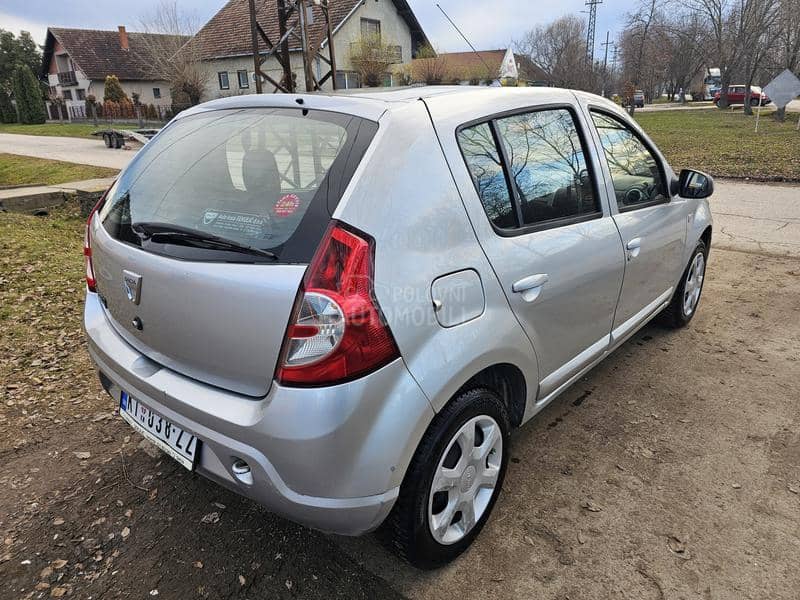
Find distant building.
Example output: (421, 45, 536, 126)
(40, 26, 187, 120)
(188, 0, 431, 97)
(412, 49, 551, 86)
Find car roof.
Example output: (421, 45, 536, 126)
(181, 86, 614, 123)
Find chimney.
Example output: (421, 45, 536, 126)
(118, 25, 129, 51)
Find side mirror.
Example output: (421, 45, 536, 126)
(677, 169, 714, 199)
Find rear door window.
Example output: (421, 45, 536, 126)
(458, 107, 600, 232)
(494, 109, 599, 227)
(99, 108, 376, 263)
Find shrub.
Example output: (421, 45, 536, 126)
(103, 75, 128, 102)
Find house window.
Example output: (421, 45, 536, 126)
(76, 89, 86, 100)
(361, 18, 381, 40)
(62, 90, 73, 101)
(218, 71, 230, 90)
(237, 70, 249, 89)
(335, 71, 362, 90)
(153, 87, 161, 99)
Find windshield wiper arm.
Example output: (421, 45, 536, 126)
(131, 222, 277, 260)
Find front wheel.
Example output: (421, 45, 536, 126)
(382, 388, 509, 569)
(660, 240, 707, 328)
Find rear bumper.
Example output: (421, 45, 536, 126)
(84, 292, 434, 535)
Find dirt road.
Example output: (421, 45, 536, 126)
(2, 185, 799, 598)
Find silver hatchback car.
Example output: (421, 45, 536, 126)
(84, 87, 712, 568)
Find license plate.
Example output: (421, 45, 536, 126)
(120, 391, 198, 470)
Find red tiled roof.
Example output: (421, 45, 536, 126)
(42, 28, 189, 81)
(418, 50, 550, 83)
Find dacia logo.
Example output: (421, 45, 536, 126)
(122, 270, 142, 305)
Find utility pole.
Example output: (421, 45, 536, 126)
(247, 0, 338, 94)
(601, 31, 611, 97)
(584, 0, 602, 65)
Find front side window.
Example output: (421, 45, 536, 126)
(458, 122, 516, 228)
(76, 88, 86, 100)
(238, 70, 249, 89)
(218, 71, 229, 90)
(62, 90, 73, 100)
(590, 111, 667, 209)
(153, 87, 161, 99)
(494, 109, 598, 226)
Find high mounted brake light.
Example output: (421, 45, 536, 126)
(277, 221, 399, 387)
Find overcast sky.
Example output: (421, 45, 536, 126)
(1, 0, 629, 58)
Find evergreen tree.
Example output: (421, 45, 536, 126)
(11, 64, 45, 124)
(0, 88, 16, 123)
(103, 75, 128, 102)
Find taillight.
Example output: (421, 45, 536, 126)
(84, 188, 110, 292)
(277, 222, 399, 387)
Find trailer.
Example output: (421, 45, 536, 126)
(92, 128, 161, 149)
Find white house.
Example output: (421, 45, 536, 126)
(41, 26, 186, 120)
(187, 0, 431, 98)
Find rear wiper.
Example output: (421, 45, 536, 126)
(131, 222, 277, 260)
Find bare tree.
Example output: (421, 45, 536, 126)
(411, 44, 448, 85)
(660, 12, 709, 103)
(514, 15, 597, 91)
(137, 1, 207, 109)
(771, 0, 800, 120)
(690, 0, 780, 109)
(349, 34, 399, 87)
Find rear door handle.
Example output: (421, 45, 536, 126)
(626, 237, 642, 260)
(512, 273, 549, 302)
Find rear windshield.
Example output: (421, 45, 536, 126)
(99, 107, 377, 263)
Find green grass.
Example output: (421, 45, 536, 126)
(0, 122, 101, 139)
(0, 153, 118, 187)
(635, 108, 800, 181)
(0, 121, 143, 139)
(0, 201, 85, 338)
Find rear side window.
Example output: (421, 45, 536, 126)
(457, 123, 516, 228)
(99, 108, 376, 263)
(458, 107, 599, 232)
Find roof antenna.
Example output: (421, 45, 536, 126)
(435, 4, 494, 76)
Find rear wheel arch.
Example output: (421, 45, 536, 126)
(451, 363, 527, 429)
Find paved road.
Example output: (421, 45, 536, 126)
(710, 180, 800, 257)
(640, 98, 800, 112)
(0, 133, 134, 169)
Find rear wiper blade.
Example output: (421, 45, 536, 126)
(131, 222, 277, 260)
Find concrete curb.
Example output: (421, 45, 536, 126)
(0, 177, 115, 216)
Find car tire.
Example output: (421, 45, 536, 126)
(660, 240, 708, 328)
(382, 387, 510, 569)
(103, 133, 112, 148)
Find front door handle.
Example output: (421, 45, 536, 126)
(626, 237, 642, 260)
(512, 273, 549, 302)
